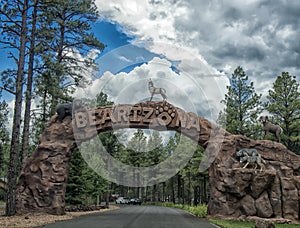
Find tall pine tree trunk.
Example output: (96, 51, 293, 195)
(21, 0, 38, 169)
(6, 0, 28, 216)
(171, 176, 175, 204)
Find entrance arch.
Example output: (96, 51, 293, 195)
(16, 101, 300, 221)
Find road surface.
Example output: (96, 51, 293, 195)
(40, 205, 218, 228)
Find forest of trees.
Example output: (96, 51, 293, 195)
(0, 0, 299, 216)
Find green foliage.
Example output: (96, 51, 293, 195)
(124, 129, 147, 166)
(66, 149, 88, 205)
(0, 70, 16, 95)
(208, 219, 255, 228)
(33, 0, 106, 130)
(146, 202, 208, 218)
(219, 66, 263, 139)
(265, 72, 300, 153)
(0, 199, 5, 205)
(0, 92, 9, 187)
(66, 92, 115, 205)
(147, 131, 166, 165)
(66, 148, 110, 205)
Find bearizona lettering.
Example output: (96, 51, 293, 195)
(74, 103, 201, 133)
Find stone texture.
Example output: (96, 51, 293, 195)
(15, 101, 300, 221)
(239, 195, 256, 216)
(208, 134, 300, 222)
(270, 176, 283, 218)
(281, 177, 299, 220)
(16, 116, 76, 215)
(255, 191, 273, 218)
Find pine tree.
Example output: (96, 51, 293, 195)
(65, 149, 87, 205)
(31, 0, 105, 144)
(0, 93, 9, 177)
(125, 129, 147, 167)
(66, 92, 116, 205)
(147, 131, 165, 201)
(219, 66, 263, 138)
(20, 0, 39, 168)
(265, 72, 300, 153)
(35, 0, 105, 116)
(1, 0, 29, 215)
(147, 131, 165, 166)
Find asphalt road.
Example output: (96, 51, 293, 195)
(39, 205, 218, 228)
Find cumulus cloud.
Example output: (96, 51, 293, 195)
(95, 0, 300, 100)
(75, 56, 226, 120)
(92, 0, 230, 118)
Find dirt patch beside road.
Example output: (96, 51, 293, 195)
(0, 206, 119, 228)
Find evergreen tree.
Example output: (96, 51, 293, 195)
(0, 93, 9, 177)
(66, 92, 117, 205)
(35, 0, 105, 116)
(124, 129, 147, 167)
(147, 131, 165, 166)
(1, 0, 29, 215)
(21, 0, 39, 168)
(147, 131, 165, 201)
(219, 66, 263, 138)
(65, 149, 87, 205)
(265, 72, 300, 153)
(31, 0, 105, 144)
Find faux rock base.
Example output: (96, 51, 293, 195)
(208, 135, 300, 221)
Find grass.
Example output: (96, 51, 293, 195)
(144, 202, 207, 218)
(145, 202, 299, 227)
(0, 201, 5, 206)
(209, 219, 255, 228)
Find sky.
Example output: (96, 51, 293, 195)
(1, 0, 300, 131)
(93, 0, 300, 93)
(75, 0, 300, 118)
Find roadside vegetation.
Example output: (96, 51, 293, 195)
(145, 202, 207, 218)
(145, 202, 299, 228)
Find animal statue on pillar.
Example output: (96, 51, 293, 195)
(148, 78, 167, 101)
(56, 99, 85, 121)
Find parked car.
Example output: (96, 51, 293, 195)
(115, 197, 129, 204)
(129, 197, 142, 205)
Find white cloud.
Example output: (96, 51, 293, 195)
(93, 0, 230, 119)
(94, 0, 300, 103)
(74, 56, 227, 121)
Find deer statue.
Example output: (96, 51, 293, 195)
(148, 78, 167, 101)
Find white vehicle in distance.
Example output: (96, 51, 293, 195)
(115, 197, 129, 204)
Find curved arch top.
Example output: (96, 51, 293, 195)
(73, 101, 227, 146)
